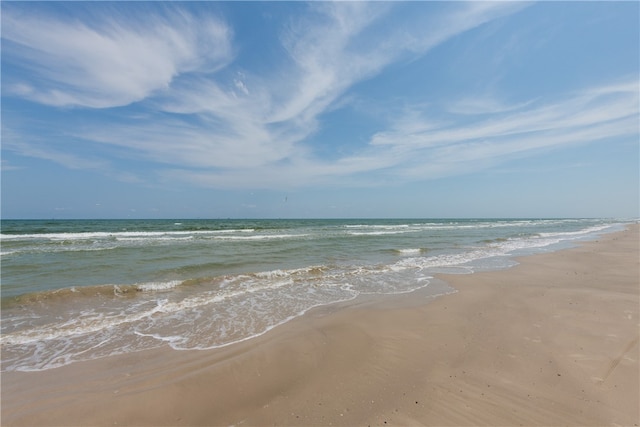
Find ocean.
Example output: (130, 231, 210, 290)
(0, 218, 630, 372)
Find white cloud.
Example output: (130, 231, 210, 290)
(233, 78, 249, 96)
(63, 75, 637, 190)
(2, 6, 232, 108)
(1, 122, 144, 183)
(2, 137, 109, 171)
(268, 2, 529, 125)
(373, 80, 639, 148)
(446, 97, 535, 115)
(100, 2, 528, 185)
(8, 2, 631, 192)
(396, 2, 531, 55)
(0, 160, 23, 171)
(364, 79, 639, 180)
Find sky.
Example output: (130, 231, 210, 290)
(1, 1, 638, 219)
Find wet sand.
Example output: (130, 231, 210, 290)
(2, 225, 638, 426)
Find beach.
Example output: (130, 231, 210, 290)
(2, 224, 638, 426)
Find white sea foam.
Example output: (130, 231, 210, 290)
(395, 248, 423, 255)
(116, 236, 194, 242)
(348, 230, 415, 236)
(0, 229, 256, 241)
(0, 302, 163, 346)
(538, 223, 613, 239)
(213, 233, 309, 241)
(136, 280, 184, 292)
(345, 224, 410, 229)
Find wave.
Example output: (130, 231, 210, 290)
(342, 220, 576, 234)
(0, 265, 366, 370)
(344, 224, 411, 229)
(135, 280, 184, 292)
(212, 233, 309, 241)
(3, 284, 138, 306)
(392, 248, 429, 255)
(0, 229, 256, 241)
(2, 279, 190, 309)
(347, 230, 415, 236)
(0, 228, 294, 256)
(538, 223, 614, 238)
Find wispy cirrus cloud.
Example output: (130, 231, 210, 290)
(2, 5, 232, 108)
(0, 160, 23, 172)
(87, 2, 529, 184)
(5, 1, 635, 194)
(364, 78, 639, 181)
(371, 79, 638, 148)
(1, 1, 530, 186)
(446, 97, 536, 115)
(172, 78, 638, 189)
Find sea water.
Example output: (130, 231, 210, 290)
(0, 218, 630, 371)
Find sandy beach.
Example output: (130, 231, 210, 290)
(2, 224, 638, 426)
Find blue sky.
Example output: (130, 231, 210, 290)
(1, 1, 638, 219)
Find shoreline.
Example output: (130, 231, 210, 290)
(2, 225, 638, 426)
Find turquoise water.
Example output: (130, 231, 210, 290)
(0, 218, 629, 371)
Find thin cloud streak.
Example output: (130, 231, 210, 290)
(2, 5, 232, 108)
(364, 79, 639, 181)
(370, 79, 638, 149)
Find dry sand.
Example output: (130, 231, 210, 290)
(2, 225, 638, 426)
